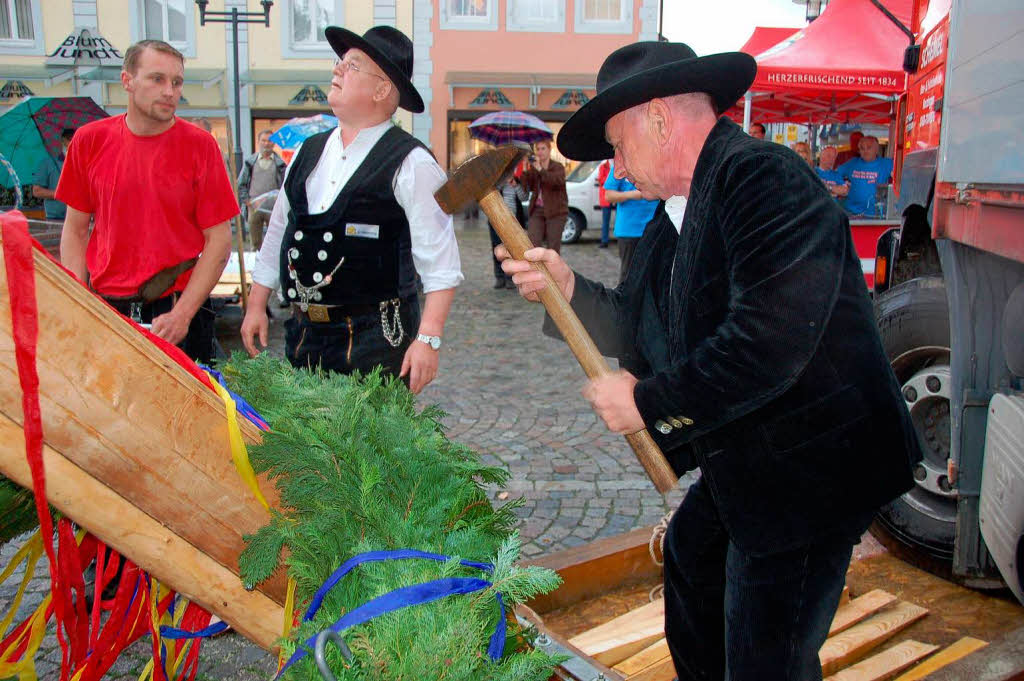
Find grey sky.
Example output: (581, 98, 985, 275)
(661, 0, 810, 55)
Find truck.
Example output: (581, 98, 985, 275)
(871, 0, 1024, 601)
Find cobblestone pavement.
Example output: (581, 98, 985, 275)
(1, 215, 878, 679)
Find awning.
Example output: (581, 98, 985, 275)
(0, 65, 77, 88)
(77, 66, 225, 88)
(728, 0, 912, 125)
(738, 27, 800, 58)
(241, 69, 329, 86)
(445, 71, 596, 108)
(753, 0, 911, 96)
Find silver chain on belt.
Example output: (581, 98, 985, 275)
(379, 298, 404, 347)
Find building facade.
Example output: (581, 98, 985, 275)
(1, 0, 657, 171)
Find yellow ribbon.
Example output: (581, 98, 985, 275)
(204, 372, 270, 511)
(203, 371, 297, 665)
(0, 530, 43, 636)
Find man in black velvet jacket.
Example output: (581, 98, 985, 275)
(499, 42, 921, 680)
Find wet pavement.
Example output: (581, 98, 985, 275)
(0, 214, 881, 679)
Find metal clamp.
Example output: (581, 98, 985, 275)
(314, 629, 353, 681)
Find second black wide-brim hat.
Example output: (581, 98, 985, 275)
(557, 42, 756, 161)
(325, 25, 425, 114)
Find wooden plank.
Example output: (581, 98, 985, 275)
(627, 657, 676, 681)
(890, 637, 988, 681)
(0, 237, 287, 602)
(824, 640, 939, 681)
(0, 415, 285, 650)
(569, 598, 665, 666)
(526, 526, 661, 615)
(613, 638, 669, 676)
(820, 601, 929, 675)
(831, 590, 899, 636)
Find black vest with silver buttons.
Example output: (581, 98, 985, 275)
(279, 126, 425, 306)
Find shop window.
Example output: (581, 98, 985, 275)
(575, 0, 632, 34)
(0, 0, 44, 55)
(441, 0, 497, 31)
(507, 0, 564, 32)
(282, 0, 343, 58)
(134, 0, 196, 57)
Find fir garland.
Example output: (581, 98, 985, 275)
(0, 475, 39, 546)
(223, 354, 565, 680)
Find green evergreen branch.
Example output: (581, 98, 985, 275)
(224, 354, 564, 680)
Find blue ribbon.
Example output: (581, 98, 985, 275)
(276, 549, 506, 678)
(159, 620, 229, 639)
(200, 366, 269, 431)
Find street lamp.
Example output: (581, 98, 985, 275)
(195, 0, 273, 174)
(792, 0, 827, 22)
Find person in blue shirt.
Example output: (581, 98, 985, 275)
(836, 135, 893, 218)
(32, 128, 75, 221)
(815, 145, 848, 204)
(603, 161, 659, 284)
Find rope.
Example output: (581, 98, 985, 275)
(647, 510, 674, 602)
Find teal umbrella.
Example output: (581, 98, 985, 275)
(0, 96, 109, 190)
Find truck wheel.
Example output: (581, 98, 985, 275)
(872, 277, 957, 567)
(562, 210, 584, 244)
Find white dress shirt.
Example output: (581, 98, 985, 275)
(665, 195, 688, 233)
(252, 120, 463, 294)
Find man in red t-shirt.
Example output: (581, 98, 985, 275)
(57, 40, 238, 363)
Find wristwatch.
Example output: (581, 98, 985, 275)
(416, 333, 442, 350)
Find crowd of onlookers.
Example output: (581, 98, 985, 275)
(749, 123, 893, 219)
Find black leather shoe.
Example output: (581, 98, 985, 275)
(598, 242, 609, 249)
(493, 278, 506, 289)
(505, 278, 517, 289)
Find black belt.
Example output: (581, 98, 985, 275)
(104, 292, 178, 317)
(291, 301, 389, 323)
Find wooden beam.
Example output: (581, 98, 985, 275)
(569, 598, 665, 666)
(820, 601, 929, 675)
(526, 526, 660, 614)
(823, 640, 939, 681)
(0, 415, 285, 650)
(830, 590, 899, 636)
(0, 238, 287, 603)
(890, 637, 988, 681)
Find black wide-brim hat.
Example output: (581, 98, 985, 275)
(557, 42, 756, 161)
(325, 25, 425, 114)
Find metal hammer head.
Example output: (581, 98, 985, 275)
(434, 145, 527, 215)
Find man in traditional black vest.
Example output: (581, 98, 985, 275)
(499, 43, 921, 680)
(241, 26, 462, 393)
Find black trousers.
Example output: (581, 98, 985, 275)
(284, 297, 421, 380)
(105, 294, 216, 364)
(663, 478, 872, 681)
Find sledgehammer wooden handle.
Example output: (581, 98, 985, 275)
(479, 190, 678, 494)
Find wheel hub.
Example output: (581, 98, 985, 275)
(901, 364, 955, 501)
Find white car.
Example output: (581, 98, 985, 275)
(562, 160, 615, 243)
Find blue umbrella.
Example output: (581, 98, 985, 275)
(468, 111, 553, 146)
(269, 114, 339, 149)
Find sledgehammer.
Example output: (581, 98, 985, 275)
(435, 146, 678, 494)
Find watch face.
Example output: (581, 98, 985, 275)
(429, 337, 441, 350)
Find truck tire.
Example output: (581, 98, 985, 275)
(872, 277, 957, 568)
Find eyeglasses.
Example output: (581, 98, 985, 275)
(334, 58, 387, 81)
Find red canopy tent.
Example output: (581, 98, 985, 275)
(738, 27, 800, 58)
(731, 0, 912, 126)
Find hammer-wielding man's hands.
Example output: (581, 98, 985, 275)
(495, 245, 575, 302)
(582, 370, 646, 435)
